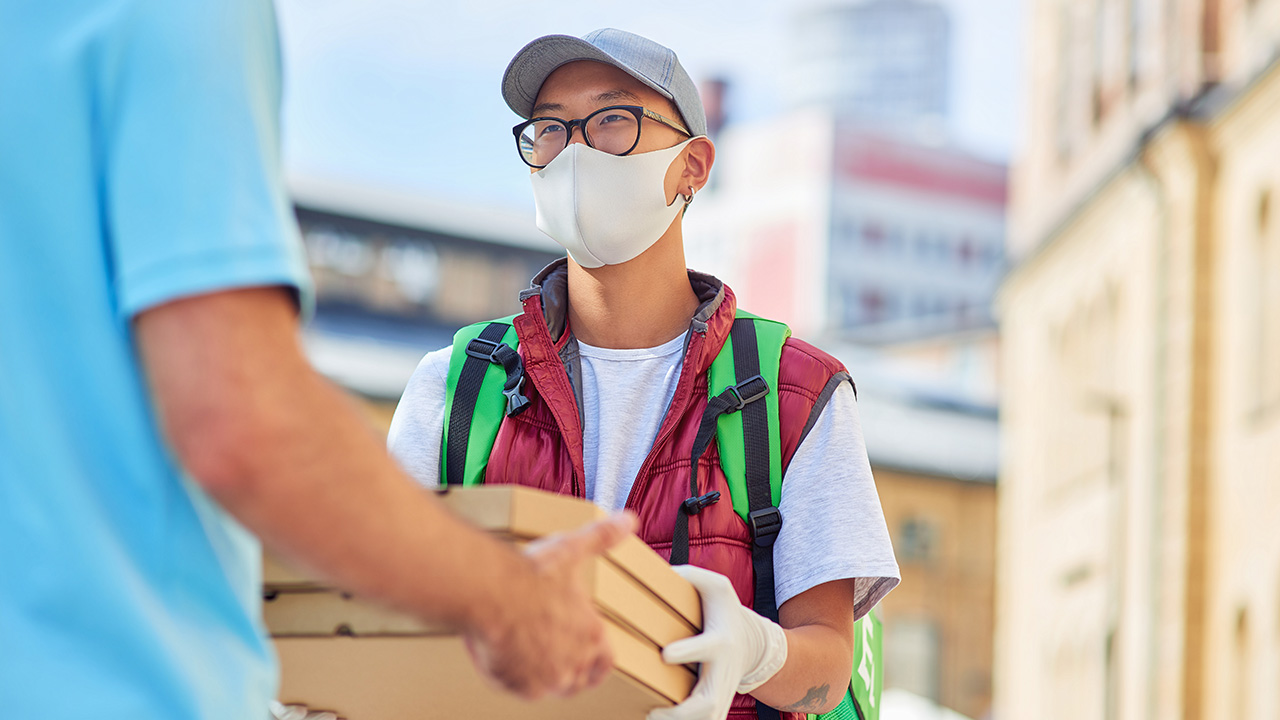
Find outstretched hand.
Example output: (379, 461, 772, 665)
(464, 512, 637, 699)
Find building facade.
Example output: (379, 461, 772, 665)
(686, 112, 1006, 343)
(844, 357, 999, 720)
(999, 1, 1280, 719)
(289, 177, 560, 412)
(876, 467, 996, 720)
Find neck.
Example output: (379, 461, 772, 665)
(566, 220, 700, 349)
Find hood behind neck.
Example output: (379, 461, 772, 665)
(519, 258, 729, 344)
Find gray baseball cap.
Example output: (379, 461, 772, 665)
(501, 28, 707, 138)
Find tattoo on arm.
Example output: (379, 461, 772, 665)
(779, 683, 831, 713)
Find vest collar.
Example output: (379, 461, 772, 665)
(518, 258, 736, 365)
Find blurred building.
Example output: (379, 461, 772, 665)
(689, 0, 1003, 345)
(788, 0, 951, 136)
(685, 111, 1006, 343)
(289, 177, 559, 424)
(998, 2, 1280, 720)
(687, 6, 1003, 715)
(834, 354, 998, 720)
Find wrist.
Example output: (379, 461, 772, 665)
(737, 611, 789, 694)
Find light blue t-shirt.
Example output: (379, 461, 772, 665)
(0, 1, 311, 717)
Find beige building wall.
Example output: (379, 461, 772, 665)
(1201, 61, 1280, 720)
(1000, 2, 1280, 720)
(876, 468, 996, 720)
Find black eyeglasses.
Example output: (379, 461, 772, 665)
(513, 105, 692, 168)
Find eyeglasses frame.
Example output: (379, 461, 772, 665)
(512, 104, 692, 169)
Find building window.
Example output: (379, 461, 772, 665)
(837, 215, 860, 251)
(885, 618, 940, 701)
(1202, 0, 1223, 81)
(1233, 608, 1250, 720)
(1127, 0, 1142, 90)
(898, 517, 937, 562)
(957, 235, 976, 267)
(1252, 191, 1280, 412)
(860, 288, 887, 322)
(1055, 2, 1076, 158)
(863, 221, 887, 249)
(1092, 0, 1106, 127)
(914, 231, 932, 260)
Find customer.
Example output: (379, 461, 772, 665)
(0, 3, 629, 718)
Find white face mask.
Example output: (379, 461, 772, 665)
(531, 139, 694, 268)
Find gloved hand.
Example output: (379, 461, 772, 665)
(647, 565, 789, 720)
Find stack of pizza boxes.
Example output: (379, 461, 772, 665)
(264, 486, 701, 719)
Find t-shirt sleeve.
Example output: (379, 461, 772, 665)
(387, 347, 452, 488)
(774, 381, 900, 618)
(104, 0, 312, 319)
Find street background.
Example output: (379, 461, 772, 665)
(273, 1, 1280, 719)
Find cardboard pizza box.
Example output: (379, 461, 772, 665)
(265, 555, 695, 648)
(264, 486, 707, 718)
(264, 486, 703, 629)
(275, 628, 692, 720)
(267, 592, 696, 717)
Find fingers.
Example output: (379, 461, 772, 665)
(568, 511, 637, 557)
(556, 623, 613, 697)
(524, 512, 636, 567)
(584, 647, 613, 689)
(662, 633, 716, 666)
(669, 564, 735, 596)
(468, 512, 635, 703)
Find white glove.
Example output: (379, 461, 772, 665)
(647, 565, 789, 720)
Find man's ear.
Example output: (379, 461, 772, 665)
(681, 136, 716, 196)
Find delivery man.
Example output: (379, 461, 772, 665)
(388, 28, 900, 720)
(0, 3, 631, 718)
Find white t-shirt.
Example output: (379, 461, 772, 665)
(387, 335, 900, 614)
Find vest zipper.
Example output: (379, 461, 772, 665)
(623, 327, 707, 511)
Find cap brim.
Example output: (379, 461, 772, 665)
(501, 34, 675, 119)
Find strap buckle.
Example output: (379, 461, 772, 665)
(748, 507, 782, 548)
(465, 338, 505, 364)
(726, 374, 770, 411)
(503, 375, 530, 417)
(681, 491, 722, 515)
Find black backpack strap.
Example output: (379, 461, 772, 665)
(667, 318, 783, 720)
(671, 318, 772, 565)
(731, 320, 784, 720)
(443, 321, 528, 486)
(732, 319, 782, 626)
(669, 371, 767, 565)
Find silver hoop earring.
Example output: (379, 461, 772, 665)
(683, 186, 696, 208)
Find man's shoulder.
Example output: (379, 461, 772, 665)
(778, 335, 848, 391)
(779, 336, 845, 376)
(724, 309, 848, 396)
(406, 346, 452, 395)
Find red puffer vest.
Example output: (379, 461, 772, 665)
(483, 262, 849, 720)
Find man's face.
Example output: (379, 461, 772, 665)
(530, 60, 689, 163)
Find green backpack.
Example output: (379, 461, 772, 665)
(440, 311, 882, 720)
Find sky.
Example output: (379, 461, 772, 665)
(274, 0, 1026, 211)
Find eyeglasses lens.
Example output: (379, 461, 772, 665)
(519, 108, 641, 167)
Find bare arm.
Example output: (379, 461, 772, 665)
(751, 579, 858, 715)
(135, 286, 629, 697)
